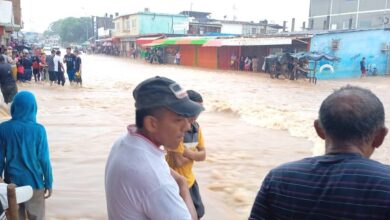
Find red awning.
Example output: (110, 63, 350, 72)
(142, 39, 166, 47)
(112, 37, 120, 43)
(136, 36, 163, 45)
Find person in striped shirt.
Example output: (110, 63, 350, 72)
(249, 85, 389, 220)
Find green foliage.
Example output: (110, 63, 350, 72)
(45, 17, 93, 44)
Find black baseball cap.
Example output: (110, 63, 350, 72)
(133, 76, 204, 117)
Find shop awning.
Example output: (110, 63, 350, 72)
(175, 37, 211, 45)
(136, 36, 164, 45)
(112, 37, 121, 43)
(142, 37, 214, 47)
(202, 39, 222, 47)
(142, 39, 167, 47)
(203, 37, 292, 47)
(162, 38, 179, 45)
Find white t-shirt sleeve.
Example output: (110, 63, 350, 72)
(143, 184, 191, 220)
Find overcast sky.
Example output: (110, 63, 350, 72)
(22, 0, 311, 32)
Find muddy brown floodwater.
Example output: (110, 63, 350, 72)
(1, 54, 389, 219)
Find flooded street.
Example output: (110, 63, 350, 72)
(3, 54, 390, 219)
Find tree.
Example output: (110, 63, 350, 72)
(45, 17, 93, 44)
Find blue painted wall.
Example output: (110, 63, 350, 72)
(310, 29, 390, 79)
(139, 12, 188, 35)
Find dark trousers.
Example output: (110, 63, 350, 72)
(75, 77, 82, 85)
(17, 73, 25, 82)
(48, 71, 57, 82)
(1, 84, 17, 104)
(189, 181, 205, 218)
(33, 69, 40, 82)
(24, 69, 32, 81)
(56, 71, 65, 86)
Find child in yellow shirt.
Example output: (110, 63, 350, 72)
(166, 90, 206, 219)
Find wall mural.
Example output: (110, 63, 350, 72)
(311, 30, 390, 79)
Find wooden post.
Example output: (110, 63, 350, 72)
(7, 184, 19, 220)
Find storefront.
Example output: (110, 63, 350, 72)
(141, 36, 308, 71)
(198, 47, 218, 69)
(180, 45, 197, 66)
(203, 37, 299, 71)
(118, 36, 136, 56)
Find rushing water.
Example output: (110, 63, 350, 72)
(2, 54, 389, 219)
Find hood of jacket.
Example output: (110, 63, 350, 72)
(11, 91, 37, 123)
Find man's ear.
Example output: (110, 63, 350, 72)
(143, 116, 158, 133)
(314, 120, 326, 140)
(372, 127, 388, 149)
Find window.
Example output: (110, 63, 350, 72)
(199, 27, 205, 34)
(132, 19, 137, 29)
(243, 27, 251, 36)
(252, 27, 257, 35)
(124, 19, 130, 31)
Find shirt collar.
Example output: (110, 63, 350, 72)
(127, 125, 164, 153)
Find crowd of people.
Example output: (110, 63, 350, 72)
(0, 46, 83, 87)
(0, 44, 390, 219)
(230, 54, 260, 72)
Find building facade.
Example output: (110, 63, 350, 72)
(179, 11, 282, 36)
(113, 11, 188, 54)
(114, 12, 188, 37)
(93, 15, 115, 41)
(180, 11, 222, 35)
(220, 20, 282, 36)
(309, 0, 390, 30)
(0, 0, 22, 45)
(310, 29, 390, 79)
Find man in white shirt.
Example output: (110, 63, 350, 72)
(105, 76, 203, 220)
(53, 50, 64, 86)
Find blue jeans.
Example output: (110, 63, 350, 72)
(24, 69, 32, 81)
(67, 69, 76, 82)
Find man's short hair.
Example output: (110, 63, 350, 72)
(55, 50, 61, 55)
(135, 107, 164, 129)
(319, 85, 385, 142)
